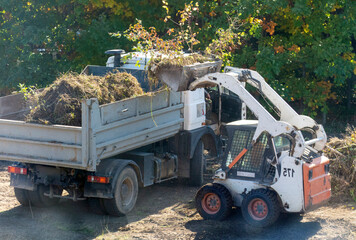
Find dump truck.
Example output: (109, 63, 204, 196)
(0, 50, 243, 216)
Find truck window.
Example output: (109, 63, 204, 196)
(205, 86, 243, 126)
(273, 135, 291, 152)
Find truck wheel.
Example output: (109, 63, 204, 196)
(190, 140, 204, 186)
(14, 188, 30, 206)
(195, 183, 233, 221)
(241, 189, 280, 227)
(88, 198, 107, 215)
(27, 185, 62, 207)
(103, 166, 138, 216)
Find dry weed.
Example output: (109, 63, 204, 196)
(325, 125, 356, 202)
(26, 72, 144, 126)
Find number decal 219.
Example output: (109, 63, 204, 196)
(283, 168, 295, 177)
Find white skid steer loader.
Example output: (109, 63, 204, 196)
(162, 65, 331, 227)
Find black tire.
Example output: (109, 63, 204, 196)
(88, 198, 107, 215)
(190, 140, 204, 186)
(103, 166, 138, 216)
(27, 185, 62, 207)
(241, 189, 280, 228)
(195, 183, 233, 221)
(14, 188, 30, 206)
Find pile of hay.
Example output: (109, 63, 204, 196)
(26, 72, 144, 126)
(325, 126, 356, 202)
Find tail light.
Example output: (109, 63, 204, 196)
(8, 166, 27, 175)
(87, 175, 110, 184)
(308, 170, 313, 180)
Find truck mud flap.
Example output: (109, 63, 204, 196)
(10, 173, 36, 191)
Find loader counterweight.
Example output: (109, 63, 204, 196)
(303, 156, 331, 210)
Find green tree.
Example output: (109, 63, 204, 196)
(227, 0, 356, 119)
(0, 0, 354, 122)
(0, 0, 164, 92)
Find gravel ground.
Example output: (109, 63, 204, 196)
(1, 162, 355, 240)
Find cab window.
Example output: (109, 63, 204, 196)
(273, 135, 291, 152)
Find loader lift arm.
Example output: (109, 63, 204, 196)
(225, 67, 327, 152)
(188, 68, 327, 158)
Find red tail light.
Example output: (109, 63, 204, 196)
(87, 175, 110, 184)
(8, 166, 27, 175)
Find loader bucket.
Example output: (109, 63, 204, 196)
(156, 60, 222, 92)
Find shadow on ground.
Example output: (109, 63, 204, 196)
(0, 162, 324, 240)
(0, 179, 197, 240)
(185, 209, 322, 240)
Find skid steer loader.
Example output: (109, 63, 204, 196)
(161, 65, 331, 227)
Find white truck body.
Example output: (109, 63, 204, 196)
(0, 51, 210, 172)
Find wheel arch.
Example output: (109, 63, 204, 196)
(127, 162, 143, 187)
(267, 187, 283, 209)
(189, 126, 220, 159)
(84, 158, 143, 199)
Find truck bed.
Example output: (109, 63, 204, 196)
(0, 90, 183, 171)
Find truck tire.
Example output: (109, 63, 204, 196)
(88, 198, 107, 215)
(27, 185, 61, 207)
(241, 189, 280, 228)
(103, 166, 138, 216)
(190, 140, 204, 186)
(14, 188, 30, 206)
(195, 183, 233, 221)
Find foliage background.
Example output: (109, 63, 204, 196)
(0, 0, 355, 129)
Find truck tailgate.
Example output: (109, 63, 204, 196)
(0, 120, 83, 168)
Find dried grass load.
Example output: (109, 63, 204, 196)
(325, 126, 356, 202)
(148, 53, 212, 86)
(26, 72, 144, 126)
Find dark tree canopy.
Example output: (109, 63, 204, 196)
(0, 0, 355, 121)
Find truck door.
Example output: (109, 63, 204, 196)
(205, 86, 244, 133)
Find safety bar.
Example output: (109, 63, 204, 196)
(305, 137, 325, 146)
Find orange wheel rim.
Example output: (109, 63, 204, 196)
(248, 198, 268, 220)
(201, 193, 221, 214)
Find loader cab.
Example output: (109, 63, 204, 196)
(222, 120, 290, 183)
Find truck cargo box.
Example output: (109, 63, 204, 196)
(0, 89, 183, 171)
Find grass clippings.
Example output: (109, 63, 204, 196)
(26, 72, 144, 126)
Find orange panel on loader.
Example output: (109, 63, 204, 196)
(303, 156, 331, 210)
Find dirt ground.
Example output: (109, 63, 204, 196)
(0, 161, 355, 240)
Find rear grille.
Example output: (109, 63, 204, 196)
(301, 147, 319, 163)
